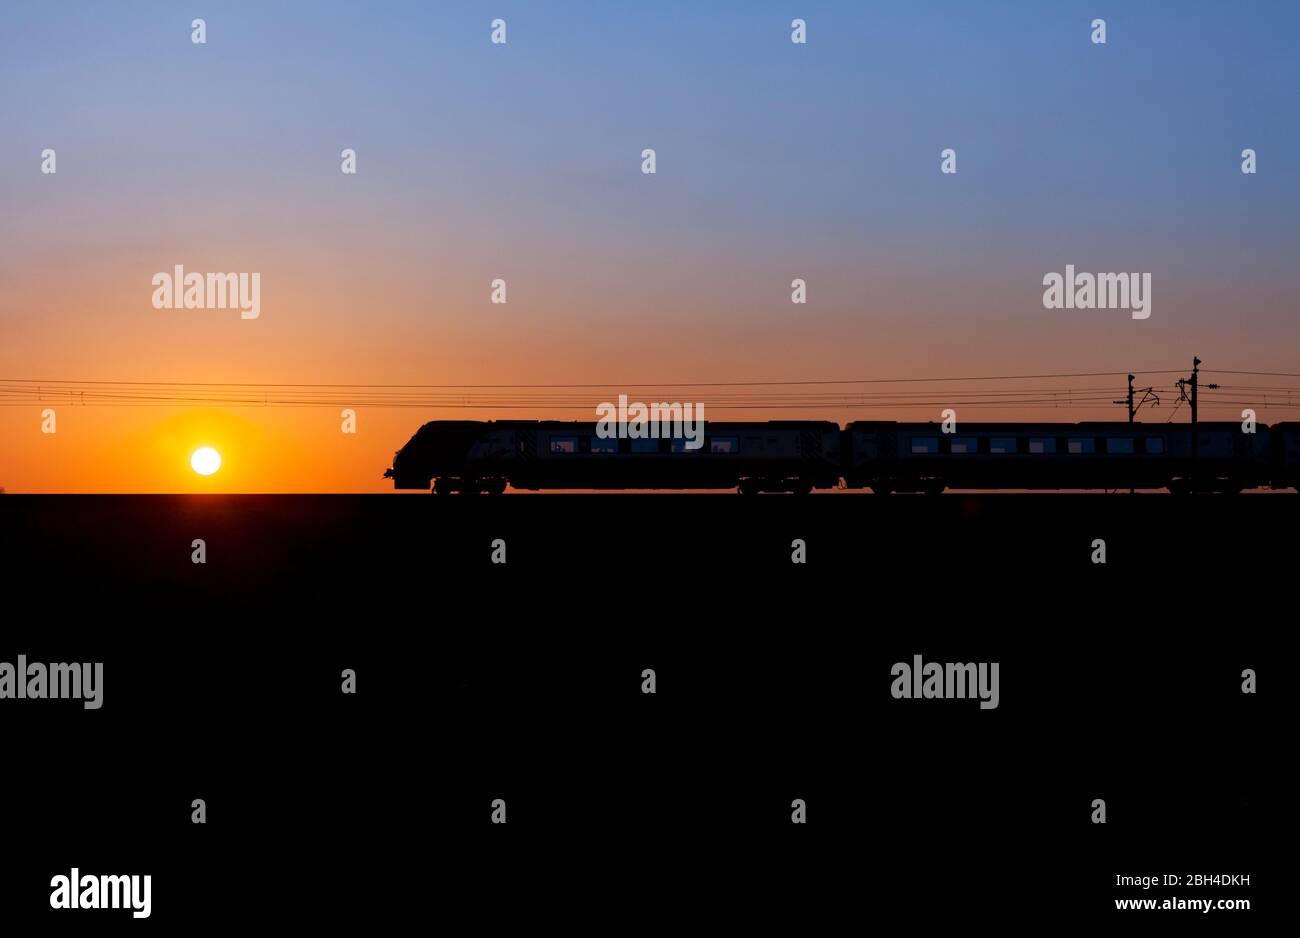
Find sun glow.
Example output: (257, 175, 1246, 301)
(190, 447, 222, 476)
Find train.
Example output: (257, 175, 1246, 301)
(384, 419, 1300, 494)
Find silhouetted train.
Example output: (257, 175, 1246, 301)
(385, 420, 1300, 493)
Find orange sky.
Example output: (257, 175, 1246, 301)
(3, 242, 1297, 492)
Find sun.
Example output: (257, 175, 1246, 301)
(190, 446, 222, 476)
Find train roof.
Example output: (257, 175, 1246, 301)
(844, 420, 1246, 432)
(410, 418, 1273, 434)
(416, 418, 840, 431)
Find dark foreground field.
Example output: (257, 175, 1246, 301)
(0, 495, 1281, 928)
(4, 491, 1297, 583)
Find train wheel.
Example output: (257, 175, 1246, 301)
(739, 479, 761, 495)
(870, 482, 893, 496)
(484, 478, 507, 495)
(790, 479, 813, 496)
(923, 480, 946, 496)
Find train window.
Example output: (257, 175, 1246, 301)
(670, 438, 698, 453)
(1106, 438, 1135, 454)
(1029, 438, 1056, 454)
(1067, 438, 1095, 454)
(631, 438, 659, 453)
(710, 437, 739, 453)
(949, 437, 977, 453)
(1145, 437, 1165, 454)
(590, 437, 618, 454)
(550, 437, 578, 454)
(989, 437, 1017, 454)
(910, 437, 939, 454)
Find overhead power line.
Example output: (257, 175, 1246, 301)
(0, 369, 1191, 390)
(1, 368, 1296, 413)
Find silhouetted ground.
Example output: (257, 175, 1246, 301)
(3, 492, 1296, 587)
(0, 495, 1279, 928)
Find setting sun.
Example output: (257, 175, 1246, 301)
(190, 447, 222, 476)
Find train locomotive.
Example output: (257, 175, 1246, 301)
(385, 419, 1300, 494)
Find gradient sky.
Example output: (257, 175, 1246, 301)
(2, 1, 1299, 491)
